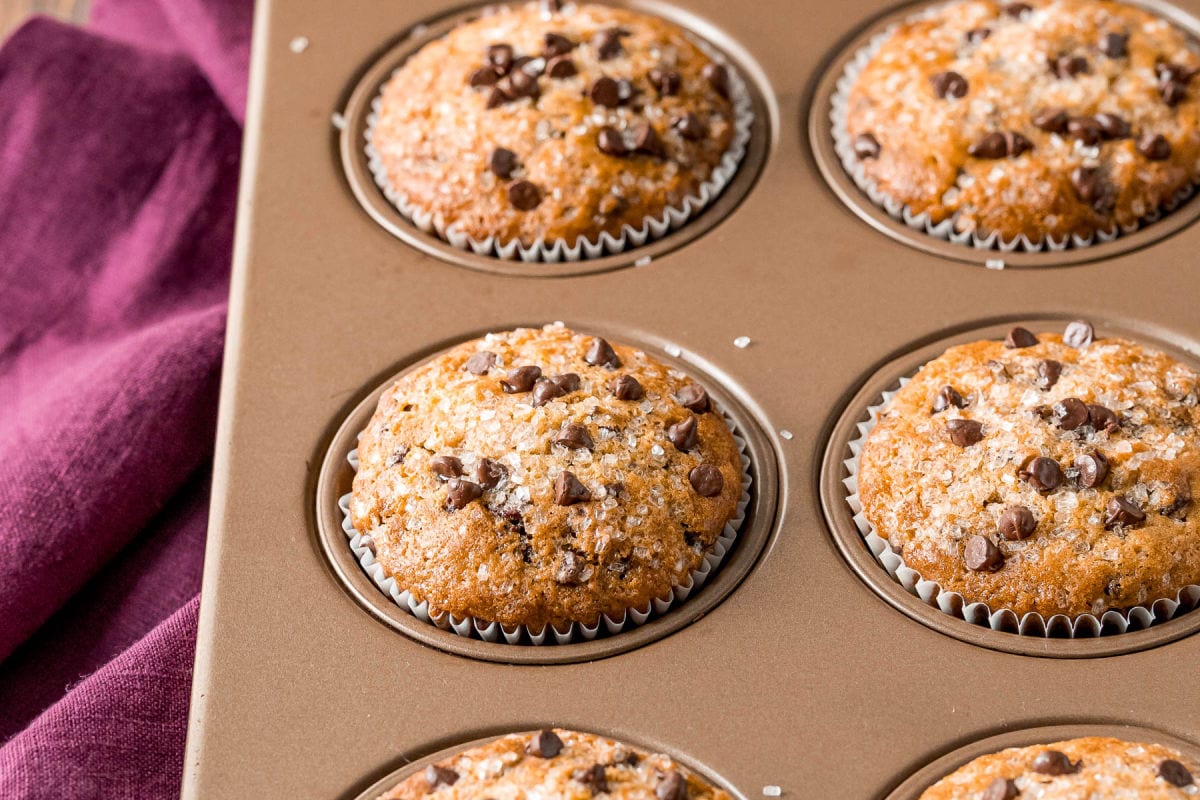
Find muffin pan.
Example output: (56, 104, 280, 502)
(182, 0, 1200, 797)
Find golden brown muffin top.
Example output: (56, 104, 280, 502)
(378, 729, 732, 800)
(920, 736, 1198, 798)
(858, 322, 1200, 618)
(349, 324, 743, 630)
(843, 0, 1200, 245)
(370, 1, 739, 248)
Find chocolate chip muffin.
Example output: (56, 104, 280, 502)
(368, 0, 746, 256)
(857, 321, 1200, 618)
(920, 736, 1198, 798)
(840, 0, 1200, 247)
(378, 729, 731, 800)
(349, 324, 744, 632)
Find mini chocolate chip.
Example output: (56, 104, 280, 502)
(675, 112, 708, 141)
(425, 764, 460, 789)
(1063, 319, 1094, 348)
(1005, 326, 1038, 348)
(930, 70, 969, 99)
(933, 385, 967, 413)
(1021, 456, 1065, 493)
(574, 764, 609, 794)
(1075, 451, 1108, 488)
(531, 378, 563, 407)
(555, 471, 591, 505)
(556, 550, 585, 585)
(667, 416, 699, 451)
(465, 350, 498, 374)
(554, 423, 595, 450)
(649, 67, 682, 96)
(585, 337, 620, 368)
(1067, 116, 1104, 146)
(507, 69, 540, 99)
(1053, 54, 1089, 78)
(1087, 403, 1120, 432)
(982, 777, 1018, 800)
(676, 383, 710, 413)
(1138, 133, 1172, 160)
(1002, 2, 1032, 17)
(589, 76, 622, 107)
(1095, 112, 1130, 139)
(702, 62, 730, 97)
(657, 771, 689, 800)
(1161, 76, 1189, 106)
(946, 418, 984, 447)
(854, 132, 882, 160)
(611, 374, 643, 400)
(968, 132, 1009, 159)
(1158, 759, 1195, 787)
(485, 87, 508, 109)
(597, 126, 628, 156)
(1033, 107, 1070, 134)
(528, 729, 565, 758)
(1032, 750, 1079, 776)
(1036, 359, 1062, 389)
(508, 180, 542, 211)
(966, 27, 992, 44)
(511, 56, 537, 76)
(472, 458, 506, 490)
(964, 535, 1004, 571)
(541, 0, 562, 12)
(469, 66, 501, 87)
(592, 27, 625, 60)
(1099, 31, 1128, 58)
(546, 55, 577, 78)
(554, 373, 581, 393)
(502, 365, 542, 393)
(689, 464, 724, 497)
(543, 32, 575, 58)
(430, 455, 463, 479)
(1052, 397, 1090, 430)
(489, 147, 519, 179)
(445, 478, 482, 511)
(1006, 131, 1033, 157)
(486, 44, 514, 72)
(999, 505, 1037, 540)
(1071, 165, 1106, 208)
(633, 122, 664, 157)
(1105, 496, 1146, 529)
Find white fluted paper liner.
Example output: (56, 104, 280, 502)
(339, 410, 752, 645)
(364, 33, 754, 263)
(843, 377, 1200, 637)
(828, 4, 1200, 253)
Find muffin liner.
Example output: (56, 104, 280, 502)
(843, 377, 1200, 637)
(364, 31, 755, 262)
(828, 5, 1200, 253)
(338, 409, 753, 645)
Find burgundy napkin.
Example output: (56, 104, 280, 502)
(0, 0, 249, 795)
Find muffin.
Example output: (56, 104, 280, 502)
(378, 729, 732, 800)
(920, 736, 1198, 798)
(348, 324, 744, 633)
(367, 0, 747, 257)
(839, 0, 1200, 247)
(857, 320, 1200, 619)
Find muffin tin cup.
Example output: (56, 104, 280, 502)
(360, 4, 756, 264)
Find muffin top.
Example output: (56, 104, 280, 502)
(378, 729, 732, 800)
(857, 321, 1200, 618)
(370, 1, 740, 248)
(349, 324, 743, 631)
(843, 0, 1200, 245)
(920, 736, 1198, 798)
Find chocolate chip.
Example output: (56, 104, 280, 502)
(1067, 116, 1104, 146)
(675, 112, 708, 141)
(1087, 403, 1120, 432)
(541, 0, 562, 12)
(930, 70, 969, 99)
(981, 777, 1017, 800)
(1033, 107, 1070, 134)
(555, 471, 591, 505)
(1005, 326, 1038, 348)
(425, 764, 460, 789)
(968, 132, 1009, 159)
(1071, 165, 1106, 208)
(528, 729, 565, 758)
(1036, 359, 1062, 389)
(507, 180, 542, 211)
(1032, 750, 1079, 776)
(1052, 397, 1090, 430)
(543, 32, 575, 58)
(702, 62, 730, 98)
(554, 373, 581, 393)
(966, 27, 992, 44)
(1160, 76, 1189, 106)
(1053, 54, 1089, 78)
(946, 418, 984, 447)
(531, 378, 564, 407)
(485, 87, 508, 109)
(1006, 131, 1033, 157)
(486, 44, 514, 72)
(667, 416, 699, 451)
(1138, 133, 1172, 160)
(676, 383, 710, 413)
(592, 27, 625, 60)
(1105, 496, 1146, 529)
(611, 374, 643, 400)
(1063, 319, 1094, 348)
(656, 771, 689, 800)
(554, 423, 594, 450)
(589, 76, 622, 107)
(649, 67, 682, 96)
(597, 126, 628, 156)
(1158, 482, 1192, 518)
(507, 69, 540, 99)
(465, 350, 498, 374)
(469, 66, 500, 87)
(546, 55, 577, 78)
(430, 455, 463, 479)
(502, 365, 542, 393)
(633, 123, 664, 157)
(605, 481, 626, 500)
(556, 550, 586, 585)
(854, 132, 882, 160)
(573, 764, 609, 794)
(445, 478, 482, 511)
(1094, 112, 1130, 139)
(511, 56, 537, 77)
(386, 447, 408, 467)
(1158, 759, 1195, 787)
(1021, 456, 1064, 493)
(1075, 451, 1108, 488)
(689, 464, 724, 497)
(1002, 2, 1031, 17)
(472, 458, 506, 490)
(964, 535, 1004, 572)
(999, 505, 1037, 540)
(585, 337, 620, 368)
(489, 147, 519, 179)
(933, 385, 967, 413)
(1099, 31, 1128, 58)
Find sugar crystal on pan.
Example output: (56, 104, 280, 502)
(733, 336, 752, 349)
(289, 36, 309, 53)
(763, 786, 783, 797)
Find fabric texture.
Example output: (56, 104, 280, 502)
(0, 0, 249, 795)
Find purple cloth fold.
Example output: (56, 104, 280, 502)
(0, 1, 249, 795)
